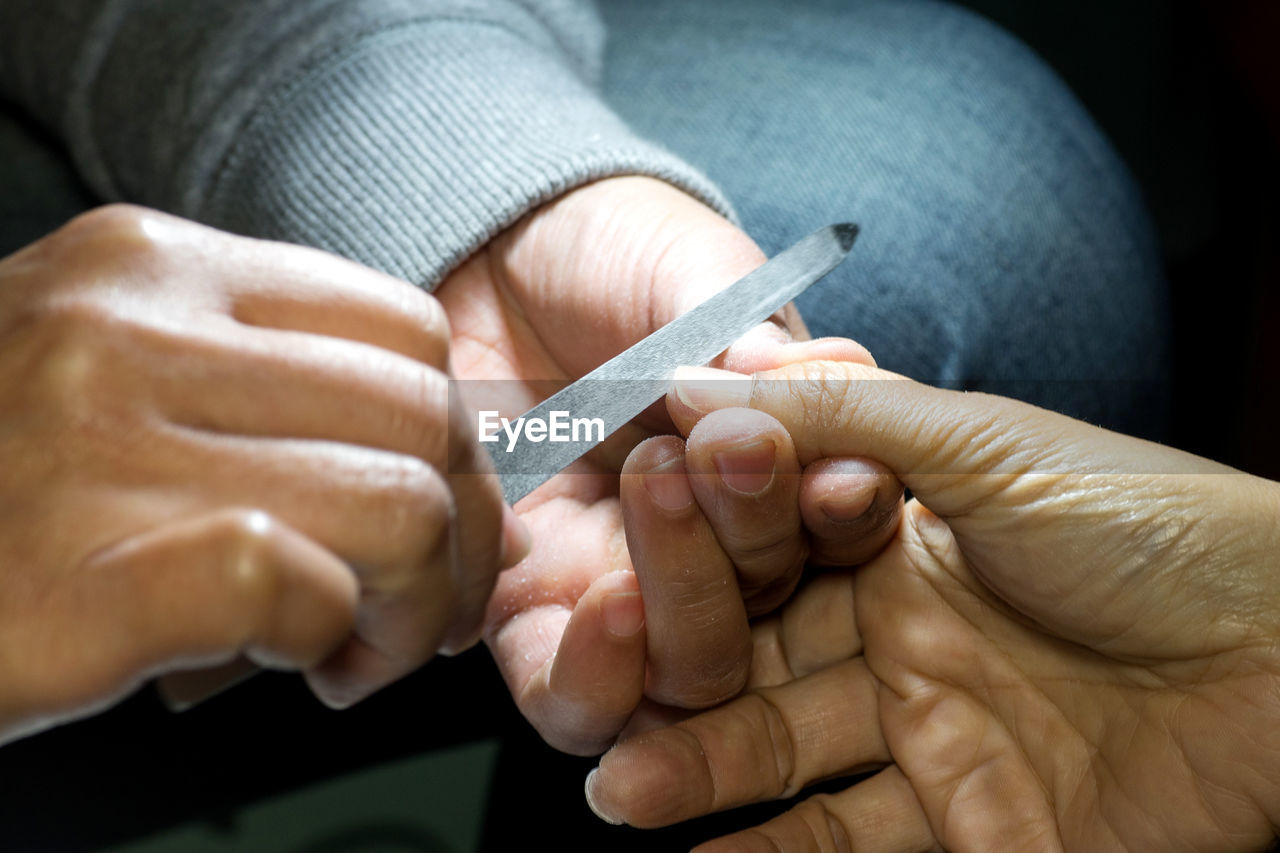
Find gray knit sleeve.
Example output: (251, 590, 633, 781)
(0, 0, 732, 288)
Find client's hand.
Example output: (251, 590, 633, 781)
(435, 177, 880, 753)
(0, 207, 520, 744)
(587, 362, 1280, 852)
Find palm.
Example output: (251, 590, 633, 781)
(434, 176, 810, 751)
(433, 178, 738, 613)
(437, 226, 639, 655)
(859, 498, 1278, 852)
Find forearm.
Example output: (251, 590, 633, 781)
(0, 0, 730, 288)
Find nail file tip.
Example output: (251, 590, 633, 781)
(833, 223, 860, 252)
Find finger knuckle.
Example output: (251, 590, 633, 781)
(211, 508, 286, 606)
(23, 299, 117, 406)
(800, 794, 854, 850)
(743, 570, 804, 619)
(398, 287, 450, 362)
(402, 367, 451, 467)
(894, 604, 961, 671)
(55, 204, 174, 270)
(381, 462, 455, 574)
(728, 828, 789, 853)
(788, 363, 858, 436)
(659, 626, 751, 708)
(724, 531, 805, 574)
(741, 692, 800, 797)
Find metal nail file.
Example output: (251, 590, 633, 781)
(485, 223, 859, 505)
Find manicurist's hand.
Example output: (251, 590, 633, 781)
(587, 361, 1280, 852)
(0, 206, 521, 744)
(435, 177, 886, 753)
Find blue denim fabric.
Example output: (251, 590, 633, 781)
(0, 0, 1171, 438)
(601, 0, 1172, 439)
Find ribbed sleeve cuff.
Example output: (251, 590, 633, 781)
(192, 19, 733, 289)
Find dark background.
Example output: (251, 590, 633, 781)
(958, 0, 1280, 481)
(0, 1, 1276, 850)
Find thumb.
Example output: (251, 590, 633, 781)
(667, 361, 1175, 519)
(656, 227, 873, 375)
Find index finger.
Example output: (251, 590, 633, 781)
(587, 658, 886, 828)
(621, 437, 752, 709)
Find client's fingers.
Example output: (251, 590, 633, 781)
(747, 571, 861, 689)
(489, 571, 647, 756)
(539, 572, 648, 755)
(621, 437, 752, 709)
(716, 325, 875, 377)
(799, 457, 904, 566)
(625, 570, 864, 740)
(587, 658, 887, 828)
(692, 767, 938, 853)
(684, 408, 806, 615)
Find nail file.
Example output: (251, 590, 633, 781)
(484, 223, 859, 505)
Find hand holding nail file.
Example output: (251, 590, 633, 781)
(487, 223, 859, 504)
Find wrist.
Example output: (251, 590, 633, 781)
(195, 26, 731, 292)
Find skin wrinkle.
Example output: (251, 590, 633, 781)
(484, 243, 567, 378)
(683, 723, 723, 817)
(712, 517, 797, 559)
(820, 801, 854, 853)
(796, 798, 843, 853)
(933, 713, 995, 844)
(1186, 750, 1261, 845)
(1058, 746, 1119, 853)
(901, 510, 1090, 660)
(920, 485, 1247, 668)
(894, 509, 1191, 850)
(770, 612, 799, 684)
(639, 207, 683, 337)
(1095, 497, 1265, 658)
(449, 323, 524, 383)
(853, 764, 940, 853)
(1175, 680, 1280, 833)
(1094, 693, 1194, 850)
(489, 599, 572, 648)
(753, 690, 801, 799)
(745, 622, 786, 688)
(726, 536, 807, 581)
(944, 613, 1160, 840)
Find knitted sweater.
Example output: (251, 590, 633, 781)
(0, 0, 730, 288)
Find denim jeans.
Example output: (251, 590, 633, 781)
(601, 0, 1172, 439)
(0, 0, 1170, 438)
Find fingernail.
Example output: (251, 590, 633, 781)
(784, 337, 876, 366)
(672, 366, 752, 414)
(585, 769, 623, 825)
(819, 488, 877, 522)
(304, 672, 366, 711)
(810, 460, 881, 521)
(712, 439, 776, 496)
(601, 591, 645, 638)
(644, 455, 693, 513)
(157, 663, 259, 713)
